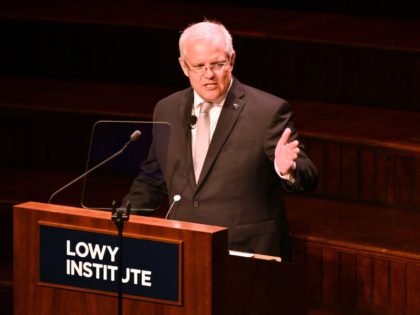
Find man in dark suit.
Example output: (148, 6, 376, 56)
(123, 20, 318, 261)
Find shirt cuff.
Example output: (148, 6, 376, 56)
(274, 159, 296, 184)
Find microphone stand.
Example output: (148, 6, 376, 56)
(111, 201, 131, 315)
(48, 130, 141, 204)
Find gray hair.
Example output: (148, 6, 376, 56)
(179, 20, 235, 60)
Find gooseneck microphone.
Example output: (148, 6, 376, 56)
(165, 194, 181, 219)
(48, 130, 141, 204)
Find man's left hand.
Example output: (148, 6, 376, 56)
(275, 128, 300, 176)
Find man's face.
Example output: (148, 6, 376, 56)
(179, 38, 235, 102)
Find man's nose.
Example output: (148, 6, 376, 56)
(203, 66, 215, 77)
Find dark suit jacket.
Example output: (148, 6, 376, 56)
(124, 78, 318, 260)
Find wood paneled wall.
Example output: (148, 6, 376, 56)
(302, 135, 420, 211)
(1, 8, 420, 111)
(293, 240, 420, 315)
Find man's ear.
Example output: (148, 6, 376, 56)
(179, 58, 189, 77)
(229, 52, 236, 70)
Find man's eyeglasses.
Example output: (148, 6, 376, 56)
(183, 60, 230, 75)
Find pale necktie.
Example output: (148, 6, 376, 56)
(193, 102, 213, 182)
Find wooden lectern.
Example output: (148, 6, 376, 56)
(14, 202, 306, 315)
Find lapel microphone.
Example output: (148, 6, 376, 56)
(188, 115, 197, 129)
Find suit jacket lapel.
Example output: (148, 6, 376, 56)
(195, 79, 246, 188)
(175, 90, 197, 187)
(180, 89, 199, 184)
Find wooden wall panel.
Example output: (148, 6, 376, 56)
(323, 142, 341, 198)
(407, 263, 420, 315)
(389, 55, 411, 107)
(295, 240, 420, 315)
(0, 108, 100, 171)
(373, 151, 392, 206)
(413, 158, 420, 210)
(356, 255, 373, 312)
(340, 146, 359, 200)
(262, 38, 420, 111)
(359, 149, 376, 203)
(302, 135, 420, 211)
(408, 59, 420, 109)
(394, 156, 414, 208)
(281, 44, 420, 111)
(0, 20, 184, 87)
(390, 261, 407, 315)
(291, 239, 306, 265)
(306, 246, 323, 305)
(322, 250, 339, 306)
(4, 11, 420, 111)
(324, 45, 345, 102)
(372, 258, 391, 314)
(339, 252, 357, 308)
(301, 138, 325, 195)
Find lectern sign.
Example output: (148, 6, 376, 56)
(39, 223, 181, 304)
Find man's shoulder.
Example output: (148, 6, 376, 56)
(158, 87, 192, 105)
(233, 78, 287, 105)
(242, 83, 286, 104)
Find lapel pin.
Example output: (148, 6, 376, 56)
(233, 103, 240, 109)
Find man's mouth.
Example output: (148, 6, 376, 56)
(204, 82, 217, 89)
